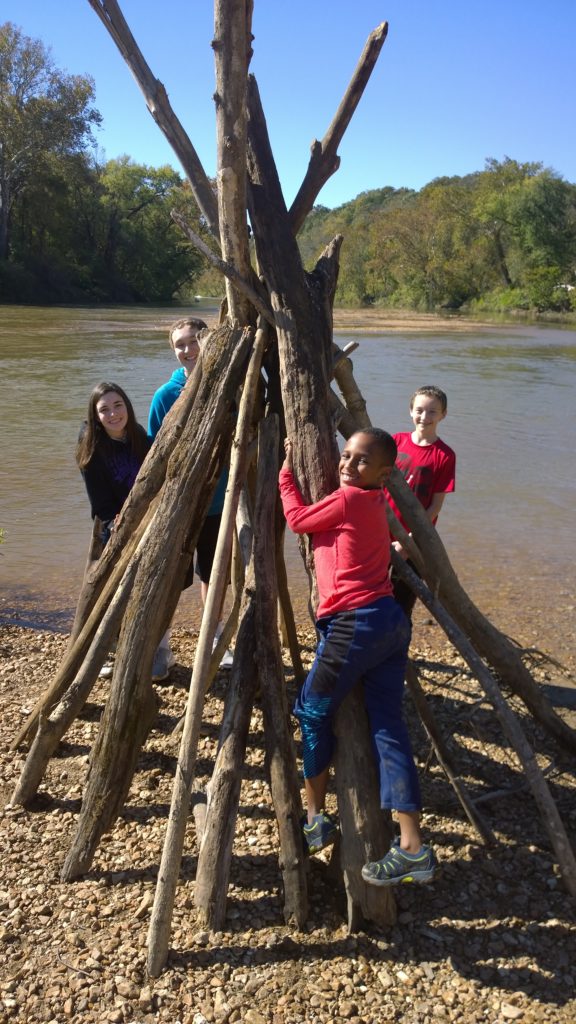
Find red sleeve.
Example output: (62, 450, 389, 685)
(278, 467, 344, 533)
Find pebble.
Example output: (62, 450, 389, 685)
(0, 624, 575, 1024)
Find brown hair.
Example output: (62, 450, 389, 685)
(409, 385, 448, 413)
(168, 316, 208, 348)
(76, 382, 148, 470)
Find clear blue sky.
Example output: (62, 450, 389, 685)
(5, 1, 576, 208)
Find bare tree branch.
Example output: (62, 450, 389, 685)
(171, 209, 274, 325)
(289, 22, 388, 234)
(86, 0, 219, 237)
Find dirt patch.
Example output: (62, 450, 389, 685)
(0, 621, 575, 1024)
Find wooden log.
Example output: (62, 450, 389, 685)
(289, 21, 389, 234)
(253, 415, 308, 926)
(213, 0, 254, 324)
(193, 601, 258, 928)
(10, 522, 153, 805)
(387, 471, 576, 756)
(332, 342, 371, 429)
(146, 324, 265, 975)
(69, 360, 203, 646)
(11, 503, 156, 750)
(86, 0, 219, 237)
(332, 685, 396, 930)
(275, 510, 305, 686)
(404, 662, 496, 845)
(60, 324, 251, 883)
(393, 555, 576, 897)
(247, 77, 390, 928)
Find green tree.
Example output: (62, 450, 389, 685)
(0, 21, 101, 261)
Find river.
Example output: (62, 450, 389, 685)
(1, 304, 574, 664)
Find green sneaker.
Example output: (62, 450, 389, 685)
(362, 842, 438, 887)
(302, 811, 338, 854)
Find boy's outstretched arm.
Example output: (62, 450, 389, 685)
(282, 436, 294, 473)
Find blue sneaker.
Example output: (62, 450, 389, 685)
(302, 811, 338, 854)
(362, 842, 438, 886)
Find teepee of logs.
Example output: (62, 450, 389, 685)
(9, 0, 576, 978)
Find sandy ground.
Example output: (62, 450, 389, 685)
(332, 309, 513, 334)
(0, 609, 575, 1024)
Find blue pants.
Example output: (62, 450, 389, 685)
(293, 596, 421, 812)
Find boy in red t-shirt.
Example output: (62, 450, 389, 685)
(388, 386, 455, 616)
(279, 429, 437, 888)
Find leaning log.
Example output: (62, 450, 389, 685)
(393, 555, 576, 897)
(387, 470, 576, 756)
(213, 0, 254, 324)
(253, 415, 308, 926)
(61, 324, 251, 882)
(146, 323, 264, 974)
(247, 73, 393, 926)
(10, 517, 154, 806)
(87, 0, 219, 236)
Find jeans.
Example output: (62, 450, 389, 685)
(293, 596, 421, 812)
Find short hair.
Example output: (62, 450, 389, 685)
(168, 316, 208, 347)
(352, 427, 397, 465)
(409, 385, 447, 413)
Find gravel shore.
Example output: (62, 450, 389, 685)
(1, 619, 575, 1024)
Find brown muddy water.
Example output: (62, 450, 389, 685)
(0, 304, 574, 667)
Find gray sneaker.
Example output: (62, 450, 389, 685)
(151, 646, 176, 682)
(362, 842, 438, 887)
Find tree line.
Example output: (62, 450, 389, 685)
(300, 160, 576, 314)
(2, 21, 575, 312)
(0, 22, 205, 304)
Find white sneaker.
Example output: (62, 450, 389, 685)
(98, 660, 114, 679)
(219, 647, 234, 670)
(152, 646, 176, 682)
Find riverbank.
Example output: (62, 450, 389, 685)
(1, 619, 575, 1024)
(334, 308, 576, 334)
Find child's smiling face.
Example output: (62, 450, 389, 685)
(96, 391, 128, 440)
(410, 392, 446, 440)
(339, 433, 393, 490)
(171, 324, 202, 376)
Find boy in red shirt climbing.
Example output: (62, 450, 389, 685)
(279, 429, 437, 888)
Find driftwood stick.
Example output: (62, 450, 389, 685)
(289, 21, 388, 234)
(387, 469, 576, 756)
(171, 211, 274, 327)
(10, 519, 155, 805)
(332, 342, 371, 429)
(393, 555, 576, 897)
(254, 415, 308, 926)
(275, 509, 305, 686)
(213, 0, 254, 323)
(333, 687, 396, 931)
(86, 0, 219, 236)
(404, 662, 496, 845)
(147, 324, 266, 976)
(69, 359, 204, 646)
(194, 601, 258, 928)
(60, 325, 250, 884)
(11, 503, 156, 750)
(167, 495, 250, 737)
(194, 417, 291, 930)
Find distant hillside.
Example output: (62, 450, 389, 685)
(295, 161, 576, 312)
(297, 187, 415, 268)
